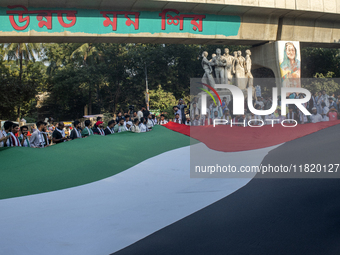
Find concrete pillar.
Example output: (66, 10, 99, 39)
(250, 41, 301, 90)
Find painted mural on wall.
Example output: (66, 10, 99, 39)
(2, 6, 240, 37)
(278, 41, 301, 88)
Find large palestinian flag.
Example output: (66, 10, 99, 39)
(1, 122, 340, 255)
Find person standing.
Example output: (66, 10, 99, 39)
(18, 126, 30, 147)
(321, 102, 329, 121)
(327, 107, 338, 121)
(139, 118, 147, 132)
(6, 123, 21, 147)
(146, 114, 155, 131)
(315, 91, 323, 114)
(328, 97, 338, 111)
(131, 119, 140, 133)
(286, 107, 299, 123)
(70, 121, 82, 139)
(158, 114, 168, 125)
(30, 121, 48, 148)
(82, 120, 94, 137)
(93, 121, 105, 135)
(114, 118, 127, 133)
(309, 107, 322, 123)
(0, 121, 11, 147)
(105, 120, 115, 135)
(137, 106, 145, 121)
(320, 90, 330, 108)
(52, 122, 68, 144)
(173, 113, 182, 124)
(178, 99, 187, 124)
(126, 121, 132, 131)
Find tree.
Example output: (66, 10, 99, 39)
(2, 43, 42, 119)
(149, 85, 177, 110)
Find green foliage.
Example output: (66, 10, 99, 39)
(149, 85, 177, 111)
(302, 71, 340, 96)
(2, 43, 340, 122)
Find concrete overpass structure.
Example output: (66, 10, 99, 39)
(0, 0, 339, 83)
(0, 0, 340, 47)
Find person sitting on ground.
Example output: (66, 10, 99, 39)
(93, 121, 105, 135)
(7, 123, 21, 147)
(309, 107, 322, 123)
(105, 120, 115, 135)
(139, 117, 147, 132)
(158, 114, 168, 125)
(18, 126, 30, 147)
(70, 120, 82, 139)
(327, 106, 338, 121)
(53, 122, 69, 144)
(131, 119, 140, 133)
(114, 118, 127, 133)
(82, 120, 93, 137)
(30, 121, 49, 148)
(173, 113, 181, 124)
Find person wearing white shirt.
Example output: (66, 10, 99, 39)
(321, 102, 329, 121)
(0, 121, 11, 147)
(131, 119, 141, 133)
(137, 106, 145, 121)
(248, 113, 262, 126)
(173, 106, 181, 121)
(139, 118, 147, 132)
(173, 113, 182, 124)
(146, 114, 155, 130)
(192, 115, 201, 126)
(30, 121, 48, 148)
(222, 111, 231, 125)
(114, 118, 128, 133)
(310, 107, 322, 123)
(158, 114, 168, 125)
(255, 97, 265, 109)
(190, 102, 200, 120)
(126, 121, 132, 131)
(320, 90, 330, 108)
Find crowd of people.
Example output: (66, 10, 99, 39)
(186, 90, 340, 126)
(1, 91, 339, 148)
(0, 105, 169, 148)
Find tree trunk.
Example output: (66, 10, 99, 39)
(89, 89, 92, 115)
(17, 51, 23, 119)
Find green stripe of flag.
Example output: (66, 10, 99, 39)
(0, 126, 198, 200)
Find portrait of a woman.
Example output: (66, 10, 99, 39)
(280, 42, 301, 87)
